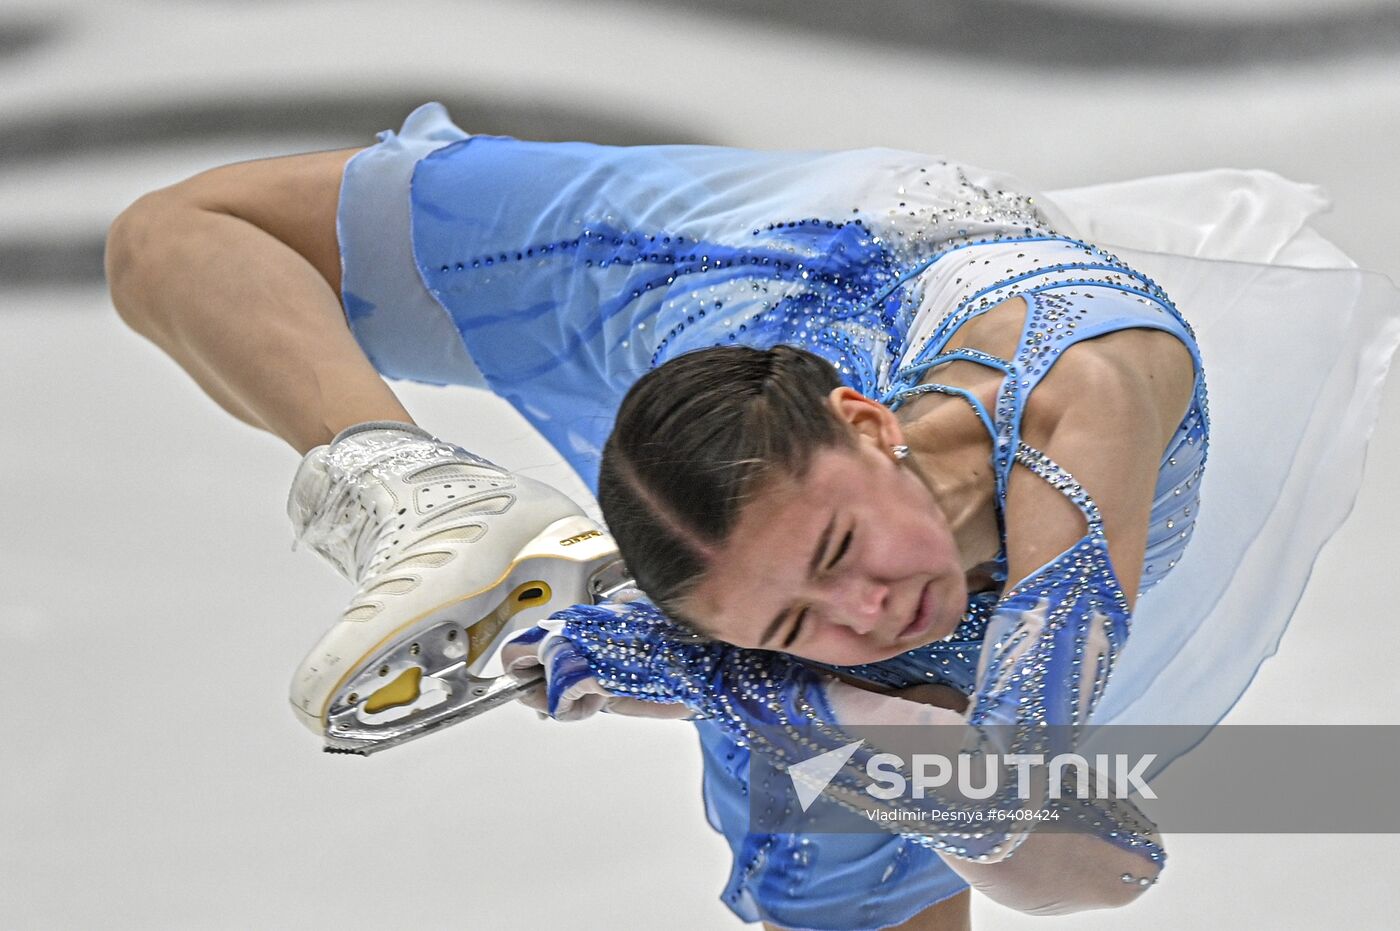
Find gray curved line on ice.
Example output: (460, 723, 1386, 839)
(637, 0, 1400, 68)
(0, 91, 710, 287)
(0, 91, 708, 165)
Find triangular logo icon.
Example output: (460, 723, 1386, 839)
(788, 740, 865, 811)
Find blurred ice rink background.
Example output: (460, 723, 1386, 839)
(2, 1, 1398, 928)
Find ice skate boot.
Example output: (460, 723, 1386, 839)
(287, 421, 630, 754)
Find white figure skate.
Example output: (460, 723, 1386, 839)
(287, 421, 631, 754)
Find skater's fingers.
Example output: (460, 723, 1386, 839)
(550, 676, 615, 721)
(554, 691, 610, 722)
(500, 630, 547, 672)
(515, 682, 550, 714)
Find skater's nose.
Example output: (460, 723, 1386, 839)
(821, 575, 889, 635)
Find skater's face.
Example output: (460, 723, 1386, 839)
(680, 392, 968, 666)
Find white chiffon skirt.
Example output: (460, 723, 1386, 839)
(1043, 171, 1400, 748)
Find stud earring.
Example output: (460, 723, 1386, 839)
(890, 444, 910, 461)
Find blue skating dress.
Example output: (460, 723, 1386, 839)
(336, 103, 1399, 930)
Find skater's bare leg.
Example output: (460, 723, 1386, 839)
(105, 146, 411, 454)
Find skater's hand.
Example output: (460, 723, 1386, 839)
(501, 620, 694, 722)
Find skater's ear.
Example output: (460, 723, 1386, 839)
(826, 386, 903, 450)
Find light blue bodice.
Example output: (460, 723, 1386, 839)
(393, 129, 1210, 863)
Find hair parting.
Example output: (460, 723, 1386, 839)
(598, 344, 853, 634)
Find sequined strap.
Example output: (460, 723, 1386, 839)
(896, 347, 1012, 381)
(1013, 441, 1104, 532)
(882, 347, 1010, 457)
(887, 383, 998, 440)
(882, 348, 1009, 409)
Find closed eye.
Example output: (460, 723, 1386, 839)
(782, 607, 808, 649)
(779, 527, 853, 650)
(828, 528, 853, 569)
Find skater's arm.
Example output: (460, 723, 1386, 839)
(105, 149, 413, 455)
(526, 596, 1163, 915)
(514, 377, 1172, 914)
(820, 681, 1163, 914)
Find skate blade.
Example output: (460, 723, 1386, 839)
(320, 551, 633, 756)
(319, 587, 554, 755)
(323, 666, 542, 755)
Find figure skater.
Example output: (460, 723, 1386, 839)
(104, 102, 1399, 931)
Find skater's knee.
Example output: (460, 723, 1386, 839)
(105, 188, 187, 329)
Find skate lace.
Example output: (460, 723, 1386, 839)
(293, 434, 467, 584)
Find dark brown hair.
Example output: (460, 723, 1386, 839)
(597, 344, 854, 632)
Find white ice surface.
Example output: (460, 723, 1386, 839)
(2, 1, 1399, 928)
